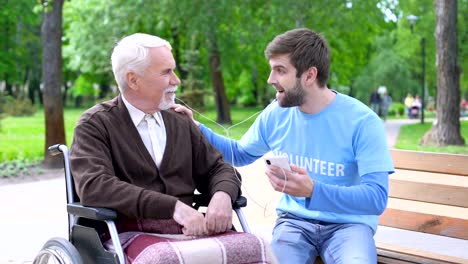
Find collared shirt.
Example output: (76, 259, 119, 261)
(121, 95, 166, 167)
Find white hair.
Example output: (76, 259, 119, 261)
(111, 33, 172, 92)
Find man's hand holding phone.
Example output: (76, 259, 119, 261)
(263, 156, 291, 173)
(263, 156, 314, 198)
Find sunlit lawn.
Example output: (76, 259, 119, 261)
(395, 120, 468, 154)
(0, 108, 83, 161)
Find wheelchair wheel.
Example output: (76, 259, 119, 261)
(33, 237, 83, 264)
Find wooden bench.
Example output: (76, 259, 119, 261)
(376, 149, 468, 264)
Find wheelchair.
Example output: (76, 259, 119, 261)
(33, 144, 251, 264)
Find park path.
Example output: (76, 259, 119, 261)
(0, 119, 422, 263)
(384, 118, 420, 147)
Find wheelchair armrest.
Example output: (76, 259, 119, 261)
(67, 202, 117, 221)
(193, 194, 247, 209)
(233, 195, 247, 208)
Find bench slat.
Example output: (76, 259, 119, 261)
(391, 169, 468, 187)
(377, 242, 468, 264)
(377, 255, 415, 264)
(390, 149, 468, 176)
(379, 208, 468, 240)
(389, 179, 468, 207)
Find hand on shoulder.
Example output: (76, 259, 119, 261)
(172, 104, 200, 126)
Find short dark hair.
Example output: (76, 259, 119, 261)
(265, 28, 330, 87)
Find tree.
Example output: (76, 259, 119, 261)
(171, 0, 235, 124)
(42, 0, 66, 168)
(0, 1, 42, 101)
(420, 0, 464, 146)
(59, 0, 402, 114)
(207, 28, 231, 124)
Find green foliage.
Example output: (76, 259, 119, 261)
(60, 0, 410, 109)
(3, 0, 466, 126)
(458, 0, 468, 96)
(395, 121, 468, 154)
(0, 1, 41, 87)
(0, 157, 40, 178)
(393, 0, 438, 101)
(37, 0, 54, 13)
(70, 74, 98, 97)
(227, 70, 258, 107)
(179, 35, 207, 108)
(354, 33, 420, 104)
(177, 90, 208, 109)
(388, 102, 405, 117)
(323, 0, 394, 89)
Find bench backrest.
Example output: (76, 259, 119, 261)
(379, 149, 468, 240)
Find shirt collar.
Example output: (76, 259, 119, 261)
(121, 94, 163, 127)
(121, 94, 147, 127)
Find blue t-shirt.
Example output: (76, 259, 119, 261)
(200, 91, 394, 232)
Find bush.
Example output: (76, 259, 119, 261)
(0, 93, 6, 114)
(0, 157, 40, 178)
(388, 102, 405, 117)
(4, 96, 36, 116)
(0, 94, 4, 131)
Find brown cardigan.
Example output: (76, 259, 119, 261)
(70, 96, 241, 220)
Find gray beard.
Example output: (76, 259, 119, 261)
(159, 93, 176, 110)
(278, 78, 306, 107)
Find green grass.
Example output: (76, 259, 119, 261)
(0, 107, 261, 162)
(395, 120, 468, 154)
(0, 108, 84, 161)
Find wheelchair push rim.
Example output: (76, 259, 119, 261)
(33, 237, 83, 264)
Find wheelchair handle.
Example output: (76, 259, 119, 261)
(48, 144, 67, 156)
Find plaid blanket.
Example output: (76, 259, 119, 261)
(105, 219, 277, 264)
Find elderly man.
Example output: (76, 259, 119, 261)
(69, 33, 276, 263)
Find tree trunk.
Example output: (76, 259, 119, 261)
(30, 25, 43, 106)
(3, 23, 13, 97)
(63, 78, 69, 106)
(74, 96, 83, 108)
(208, 40, 231, 124)
(421, 0, 464, 146)
(4, 74, 13, 96)
(29, 75, 41, 105)
(42, 0, 66, 168)
(171, 26, 187, 92)
(98, 83, 111, 99)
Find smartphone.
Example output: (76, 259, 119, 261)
(263, 155, 291, 172)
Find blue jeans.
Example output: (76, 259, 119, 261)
(271, 213, 376, 264)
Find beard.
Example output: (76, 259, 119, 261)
(277, 78, 306, 107)
(159, 86, 178, 110)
